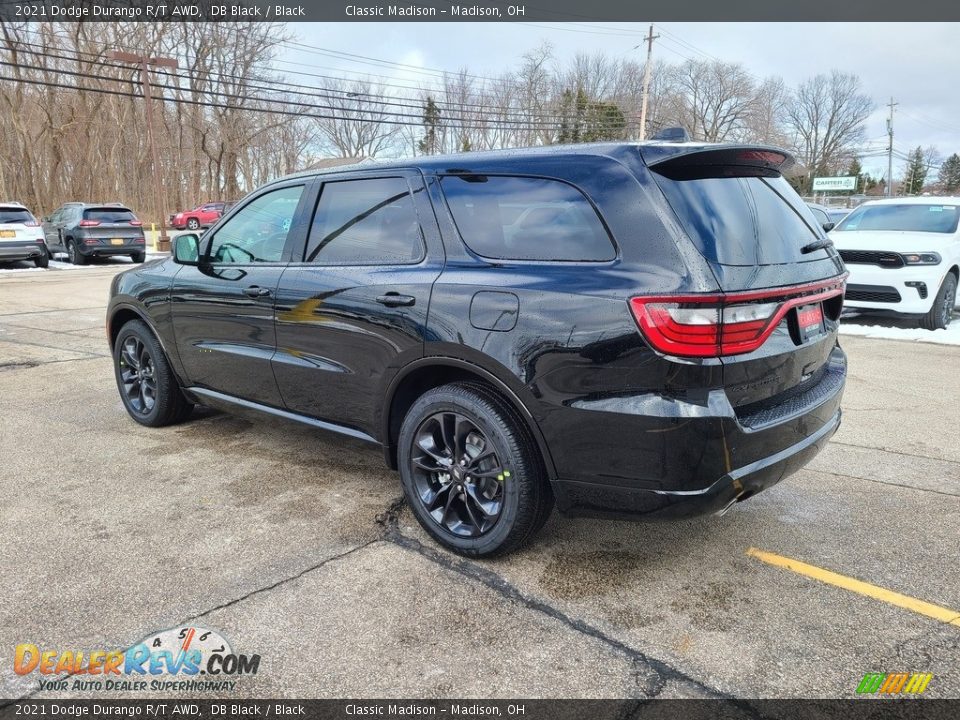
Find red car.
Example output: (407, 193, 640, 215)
(169, 202, 231, 231)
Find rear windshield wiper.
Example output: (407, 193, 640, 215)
(801, 238, 833, 254)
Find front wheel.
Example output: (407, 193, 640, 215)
(113, 319, 193, 427)
(398, 382, 552, 557)
(920, 273, 957, 330)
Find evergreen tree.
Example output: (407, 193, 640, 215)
(847, 157, 865, 192)
(938, 153, 960, 193)
(417, 97, 441, 155)
(903, 146, 928, 195)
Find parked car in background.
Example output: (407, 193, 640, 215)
(170, 202, 230, 230)
(827, 208, 850, 225)
(44, 203, 147, 265)
(830, 197, 960, 329)
(0, 202, 49, 268)
(107, 141, 847, 557)
(806, 203, 839, 232)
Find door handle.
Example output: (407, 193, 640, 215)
(376, 293, 416, 307)
(243, 286, 272, 298)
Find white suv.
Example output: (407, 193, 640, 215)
(830, 197, 960, 329)
(0, 202, 49, 268)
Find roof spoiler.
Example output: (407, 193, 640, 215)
(640, 144, 796, 176)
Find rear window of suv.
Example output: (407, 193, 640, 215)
(0, 208, 34, 224)
(835, 204, 960, 234)
(440, 175, 615, 262)
(652, 173, 820, 266)
(83, 208, 136, 223)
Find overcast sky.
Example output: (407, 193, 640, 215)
(281, 22, 959, 178)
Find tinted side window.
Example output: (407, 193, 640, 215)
(304, 178, 423, 265)
(208, 185, 304, 264)
(440, 175, 615, 262)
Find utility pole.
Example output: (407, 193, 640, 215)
(637, 24, 659, 141)
(886, 97, 898, 198)
(109, 50, 178, 251)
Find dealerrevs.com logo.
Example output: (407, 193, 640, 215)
(15, 626, 261, 693)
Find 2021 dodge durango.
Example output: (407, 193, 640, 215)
(829, 197, 960, 329)
(107, 142, 848, 556)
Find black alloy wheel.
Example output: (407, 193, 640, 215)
(113, 319, 193, 427)
(118, 335, 157, 416)
(398, 382, 553, 557)
(921, 273, 957, 330)
(411, 411, 506, 538)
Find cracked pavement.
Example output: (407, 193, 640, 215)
(0, 265, 958, 701)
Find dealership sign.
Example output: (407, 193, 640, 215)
(812, 176, 857, 191)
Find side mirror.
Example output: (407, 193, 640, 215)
(172, 233, 201, 265)
(822, 222, 835, 233)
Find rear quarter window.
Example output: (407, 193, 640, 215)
(440, 175, 615, 262)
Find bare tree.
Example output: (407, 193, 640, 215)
(785, 70, 874, 189)
(313, 78, 402, 158)
(664, 59, 758, 142)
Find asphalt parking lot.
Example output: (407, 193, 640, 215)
(1, 264, 958, 701)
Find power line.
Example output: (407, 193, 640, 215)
(7, 35, 596, 123)
(0, 60, 589, 134)
(4, 47, 590, 131)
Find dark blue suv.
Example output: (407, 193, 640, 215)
(107, 142, 847, 556)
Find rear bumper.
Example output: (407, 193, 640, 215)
(553, 408, 840, 520)
(548, 346, 846, 520)
(79, 244, 144, 257)
(0, 242, 45, 260)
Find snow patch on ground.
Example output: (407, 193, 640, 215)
(840, 312, 960, 346)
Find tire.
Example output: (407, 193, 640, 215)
(186, 218, 200, 230)
(398, 381, 553, 557)
(920, 273, 957, 331)
(67, 239, 86, 266)
(34, 250, 49, 268)
(131, 251, 146, 263)
(113, 319, 194, 427)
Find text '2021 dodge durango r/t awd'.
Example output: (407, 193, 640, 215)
(107, 142, 847, 556)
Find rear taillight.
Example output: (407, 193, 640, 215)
(79, 220, 100, 227)
(24, 221, 40, 227)
(129, 220, 143, 226)
(629, 276, 846, 358)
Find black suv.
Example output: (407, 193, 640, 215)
(44, 203, 147, 264)
(107, 143, 847, 556)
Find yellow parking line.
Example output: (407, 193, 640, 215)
(746, 547, 960, 627)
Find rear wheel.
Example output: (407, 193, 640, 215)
(131, 251, 146, 263)
(920, 273, 957, 330)
(186, 218, 200, 230)
(113, 319, 193, 427)
(67, 239, 86, 266)
(34, 250, 49, 268)
(398, 382, 552, 557)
